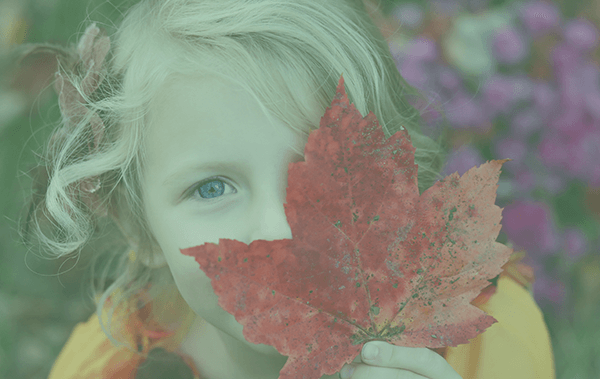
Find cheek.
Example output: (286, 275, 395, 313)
(142, 192, 229, 316)
(169, 252, 221, 313)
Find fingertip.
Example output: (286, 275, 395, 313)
(362, 342, 379, 360)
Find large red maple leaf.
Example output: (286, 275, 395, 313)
(181, 74, 513, 379)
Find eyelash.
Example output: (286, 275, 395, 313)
(187, 176, 237, 202)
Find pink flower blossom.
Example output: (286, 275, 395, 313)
(566, 126, 600, 182)
(579, 62, 600, 95)
(561, 227, 589, 262)
(550, 107, 585, 135)
(444, 93, 486, 127)
(514, 168, 537, 193)
(563, 18, 599, 52)
(518, 1, 561, 36)
(482, 75, 517, 115)
(539, 120, 600, 185)
(538, 134, 568, 168)
(590, 164, 600, 187)
(493, 26, 528, 65)
(511, 108, 543, 137)
(406, 36, 438, 62)
(532, 81, 559, 115)
(399, 58, 429, 90)
(557, 75, 585, 117)
(585, 91, 600, 120)
(437, 67, 461, 91)
(501, 200, 560, 256)
(533, 271, 566, 307)
(551, 43, 581, 75)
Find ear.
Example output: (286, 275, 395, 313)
(108, 186, 167, 269)
(133, 244, 169, 269)
(139, 249, 169, 269)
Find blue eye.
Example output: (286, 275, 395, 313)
(188, 176, 236, 201)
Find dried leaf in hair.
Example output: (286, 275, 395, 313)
(53, 22, 109, 152)
(54, 71, 85, 125)
(79, 176, 108, 217)
(88, 112, 105, 151)
(134, 348, 195, 379)
(78, 22, 111, 97)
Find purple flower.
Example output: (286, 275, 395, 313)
(411, 95, 443, 125)
(494, 137, 528, 165)
(406, 36, 438, 62)
(590, 164, 600, 187)
(399, 58, 430, 90)
(518, 1, 561, 36)
(400, 56, 430, 90)
(567, 126, 600, 182)
(440, 145, 484, 178)
(493, 26, 529, 65)
(391, 3, 424, 30)
(482, 75, 518, 115)
(561, 227, 589, 263)
(579, 62, 600, 95)
(540, 120, 600, 184)
(578, 62, 600, 119)
(550, 106, 585, 135)
(501, 200, 560, 256)
(532, 81, 559, 116)
(557, 69, 585, 113)
(443, 93, 487, 128)
(514, 168, 537, 193)
(585, 91, 600, 120)
(551, 43, 581, 75)
(538, 131, 571, 172)
(511, 108, 543, 137)
(437, 66, 461, 91)
(532, 271, 566, 307)
(563, 18, 599, 52)
(421, 102, 443, 125)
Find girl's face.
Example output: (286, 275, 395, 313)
(142, 74, 314, 356)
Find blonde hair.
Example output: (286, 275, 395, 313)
(18, 0, 450, 354)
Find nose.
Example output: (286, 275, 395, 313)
(246, 174, 294, 244)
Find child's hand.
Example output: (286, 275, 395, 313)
(337, 341, 463, 379)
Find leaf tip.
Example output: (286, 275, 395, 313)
(334, 73, 349, 103)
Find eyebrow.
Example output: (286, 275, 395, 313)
(162, 150, 305, 187)
(162, 161, 244, 186)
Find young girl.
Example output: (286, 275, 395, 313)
(18, 0, 555, 378)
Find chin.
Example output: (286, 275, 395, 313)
(209, 307, 287, 359)
(225, 320, 286, 357)
(242, 340, 285, 357)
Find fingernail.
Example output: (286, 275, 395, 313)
(362, 343, 379, 360)
(339, 365, 354, 379)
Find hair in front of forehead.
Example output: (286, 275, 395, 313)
(18, 0, 450, 355)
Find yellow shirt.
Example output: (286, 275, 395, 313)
(444, 275, 555, 378)
(48, 255, 555, 379)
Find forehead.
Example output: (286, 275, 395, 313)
(143, 74, 308, 169)
(150, 73, 247, 116)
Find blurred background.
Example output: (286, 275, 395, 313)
(1, 0, 599, 378)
